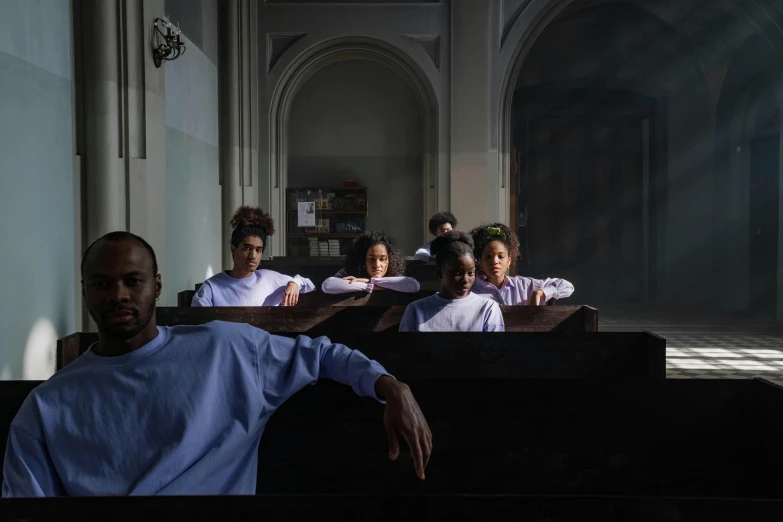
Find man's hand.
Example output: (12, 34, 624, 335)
(527, 289, 546, 306)
(375, 375, 432, 480)
(343, 276, 371, 284)
(282, 281, 300, 306)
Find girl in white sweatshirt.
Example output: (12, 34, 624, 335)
(322, 230, 420, 294)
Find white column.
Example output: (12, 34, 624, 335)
(218, 0, 259, 268)
(81, 0, 125, 242)
(450, 0, 494, 231)
(77, 0, 168, 320)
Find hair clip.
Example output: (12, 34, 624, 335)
(486, 226, 506, 239)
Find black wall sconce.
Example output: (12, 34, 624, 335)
(152, 17, 186, 68)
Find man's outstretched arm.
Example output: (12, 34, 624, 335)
(257, 330, 432, 479)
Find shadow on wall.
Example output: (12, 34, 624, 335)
(22, 317, 58, 380)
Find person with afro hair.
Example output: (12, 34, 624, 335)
(399, 231, 504, 332)
(469, 223, 573, 306)
(413, 211, 458, 262)
(192, 206, 315, 306)
(322, 230, 420, 294)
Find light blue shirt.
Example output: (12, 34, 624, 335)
(2, 321, 389, 497)
(192, 269, 315, 306)
(472, 275, 574, 306)
(398, 292, 505, 332)
(413, 242, 432, 262)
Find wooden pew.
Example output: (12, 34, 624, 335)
(56, 305, 601, 370)
(255, 377, 783, 496)
(157, 305, 597, 332)
(3, 493, 783, 521)
(2, 378, 782, 521)
(180, 289, 440, 308)
(178, 258, 443, 306)
(57, 330, 663, 376)
(167, 301, 594, 332)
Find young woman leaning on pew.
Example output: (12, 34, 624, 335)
(192, 206, 315, 306)
(469, 223, 574, 306)
(321, 230, 420, 294)
(399, 231, 504, 332)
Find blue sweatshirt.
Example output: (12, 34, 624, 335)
(2, 321, 389, 497)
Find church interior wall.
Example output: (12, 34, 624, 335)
(163, 0, 222, 306)
(510, 1, 716, 304)
(287, 60, 425, 255)
(257, 0, 449, 256)
(2, 0, 783, 379)
(0, 0, 77, 380)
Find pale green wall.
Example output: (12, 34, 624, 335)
(164, 26, 221, 304)
(0, 0, 75, 380)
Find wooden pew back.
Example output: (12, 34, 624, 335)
(177, 259, 444, 306)
(2, 378, 780, 509)
(180, 289, 439, 307)
(86, 302, 595, 333)
(256, 378, 781, 497)
(158, 305, 595, 331)
(3, 493, 783, 521)
(57, 304, 599, 370)
(58, 330, 664, 377)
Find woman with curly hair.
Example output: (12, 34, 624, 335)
(321, 230, 420, 294)
(469, 223, 573, 306)
(399, 231, 504, 332)
(192, 206, 315, 306)
(413, 211, 458, 262)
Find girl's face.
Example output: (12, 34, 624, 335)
(438, 253, 476, 299)
(365, 243, 389, 278)
(231, 235, 263, 272)
(480, 240, 511, 278)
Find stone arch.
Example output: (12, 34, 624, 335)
(497, 0, 783, 225)
(267, 36, 440, 256)
(713, 33, 783, 316)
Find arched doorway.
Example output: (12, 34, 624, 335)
(512, 82, 660, 302)
(749, 93, 780, 318)
(286, 59, 424, 255)
(268, 37, 439, 257)
(503, 0, 712, 304)
(714, 34, 783, 318)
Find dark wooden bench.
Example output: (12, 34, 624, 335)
(3, 378, 782, 520)
(56, 330, 663, 375)
(255, 378, 783, 496)
(176, 259, 447, 306)
(162, 303, 593, 332)
(3, 493, 783, 521)
(181, 289, 440, 308)
(56, 305, 601, 370)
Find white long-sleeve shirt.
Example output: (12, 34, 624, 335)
(398, 293, 505, 332)
(413, 242, 432, 262)
(321, 268, 421, 294)
(471, 274, 574, 306)
(191, 269, 315, 306)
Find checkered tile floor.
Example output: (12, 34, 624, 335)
(595, 304, 783, 385)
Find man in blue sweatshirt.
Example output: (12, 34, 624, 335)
(3, 231, 432, 496)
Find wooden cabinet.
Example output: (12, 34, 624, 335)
(285, 187, 368, 258)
